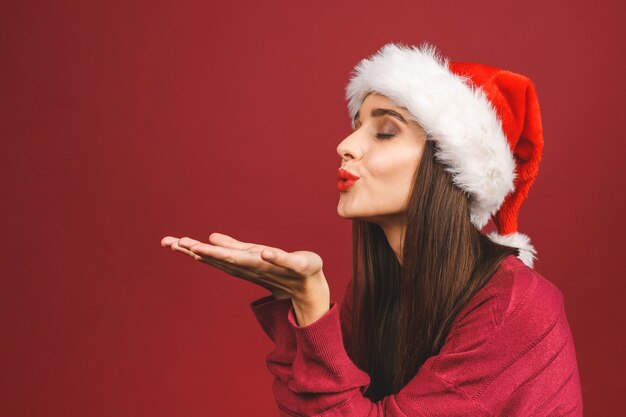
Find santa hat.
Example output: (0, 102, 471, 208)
(345, 42, 544, 269)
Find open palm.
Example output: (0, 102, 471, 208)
(161, 232, 324, 300)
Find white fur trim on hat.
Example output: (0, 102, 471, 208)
(345, 42, 517, 229)
(487, 231, 537, 268)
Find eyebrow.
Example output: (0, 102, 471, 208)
(353, 107, 409, 126)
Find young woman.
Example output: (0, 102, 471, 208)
(161, 42, 583, 416)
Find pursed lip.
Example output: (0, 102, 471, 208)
(338, 168, 360, 181)
(337, 168, 360, 192)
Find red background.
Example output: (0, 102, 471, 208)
(2, 1, 624, 415)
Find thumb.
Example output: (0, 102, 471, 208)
(261, 248, 294, 270)
(261, 248, 278, 261)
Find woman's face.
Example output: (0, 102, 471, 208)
(336, 93, 427, 225)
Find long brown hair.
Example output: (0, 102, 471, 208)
(347, 138, 519, 402)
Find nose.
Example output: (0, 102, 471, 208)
(336, 130, 362, 162)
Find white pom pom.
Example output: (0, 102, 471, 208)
(487, 231, 537, 269)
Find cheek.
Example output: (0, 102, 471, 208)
(368, 147, 422, 189)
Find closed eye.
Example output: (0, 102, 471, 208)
(376, 133, 396, 140)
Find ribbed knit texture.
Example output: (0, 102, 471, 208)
(250, 255, 583, 416)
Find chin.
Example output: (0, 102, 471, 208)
(336, 206, 351, 219)
(336, 204, 359, 220)
(336, 207, 371, 221)
(337, 200, 387, 221)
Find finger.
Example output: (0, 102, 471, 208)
(208, 232, 258, 251)
(161, 236, 178, 246)
(190, 245, 295, 296)
(189, 243, 250, 265)
(171, 239, 203, 261)
(177, 236, 205, 250)
(190, 244, 288, 280)
(209, 233, 291, 257)
(194, 242, 306, 277)
(260, 247, 306, 272)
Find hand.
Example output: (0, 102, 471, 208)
(161, 232, 327, 304)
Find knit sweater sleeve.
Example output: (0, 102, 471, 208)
(250, 295, 297, 382)
(251, 257, 583, 416)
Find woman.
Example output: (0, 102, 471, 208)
(161, 42, 583, 416)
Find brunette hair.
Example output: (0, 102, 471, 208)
(347, 138, 519, 402)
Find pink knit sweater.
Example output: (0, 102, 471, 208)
(250, 255, 583, 416)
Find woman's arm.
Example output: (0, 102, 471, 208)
(250, 278, 356, 417)
(257, 296, 475, 417)
(253, 268, 583, 417)
(250, 295, 297, 387)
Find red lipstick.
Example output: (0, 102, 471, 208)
(337, 168, 360, 192)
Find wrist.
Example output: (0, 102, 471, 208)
(291, 271, 330, 326)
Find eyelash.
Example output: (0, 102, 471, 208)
(352, 123, 397, 140)
(376, 133, 396, 140)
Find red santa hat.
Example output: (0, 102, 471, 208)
(345, 42, 544, 269)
